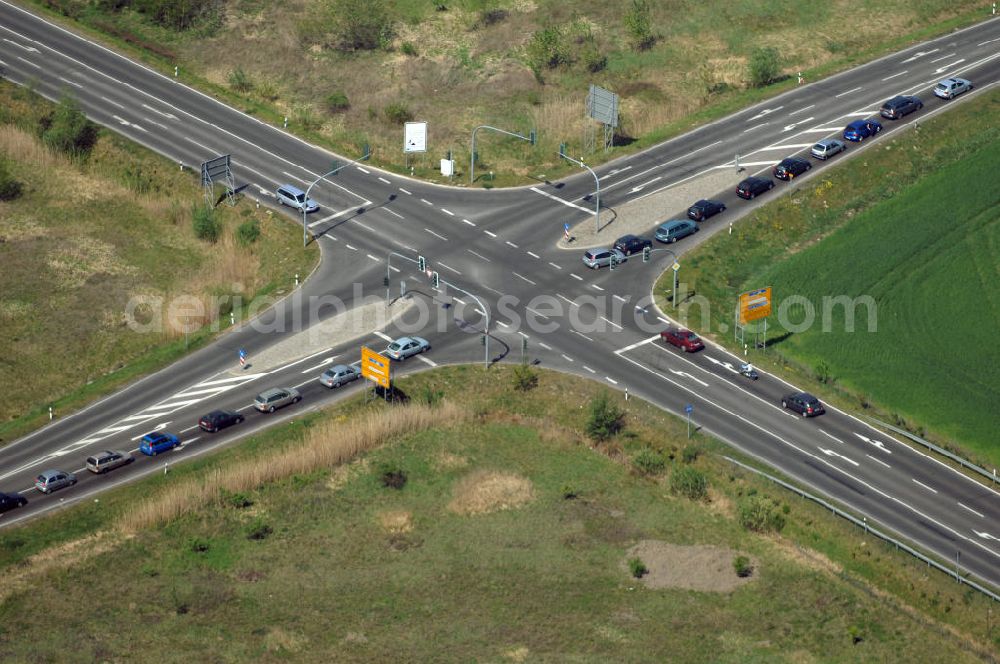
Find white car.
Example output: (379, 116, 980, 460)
(386, 336, 430, 361)
(933, 78, 972, 100)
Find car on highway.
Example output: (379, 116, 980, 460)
(582, 248, 626, 269)
(687, 199, 726, 222)
(843, 119, 882, 142)
(810, 138, 847, 160)
(140, 431, 182, 456)
(275, 184, 318, 213)
(254, 387, 302, 412)
(198, 409, 245, 433)
(85, 450, 134, 474)
(781, 392, 826, 417)
(654, 220, 698, 244)
(34, 470, 77, 494)
(613, 234, 652, 256)
(319, 364, 361, 388)
(879, 95, 923, 119)
(773, 157, 812, 180)
(735, 176, 775, 200)
(660, 326, 704, 352)
(934, 77, 972, 100)
(386, 336, 431, 361)
(0, 491, 27, 513)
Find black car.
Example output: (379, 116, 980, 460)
(198, 409, 246, 433)
(736, 176, 775, 200)
(613, 234, 652, 256)
(781, 392, 826, 417)
(0, 491, 27, 514)
(773, 157, 812, 181)
(880, 95, 922, 119)
(687, 199, 726, 221)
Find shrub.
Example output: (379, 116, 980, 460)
(235, 219, 261, 246)
(585, 391, 625, 441)
(192, 204, 220, 242)
(384, 102, 413, 125)
(748, 46, 781, 87)
(628, 557, 648, 578)
(583, 46, 608, 73)
(0, 157, 23, 201)
(681, 444, 701, 464)
(188, 537, 210, 553)
(815, 360, 833, 384)
(479, 7, 508, 27)
(380, 463, 407, 489)
(417, 385, 443, 407)
(228, 67, 254, 93)
(246, 518, 273, 540)
(38, 94, 98, 157)
(670, 466, 708, 500)
(738, 495, 786, 533)
(560, 484, 578, 500)
(632, 448, 665, 476)
(135, 0, 216, 31)
(222, 490, 253, 508)
(623, 0, 655, 50)
(329, 0, 393, 51)
(325, 91, 350, 113)
(526, 25, 569, 73)
(400, 41, 417, 56)
(733, 555, 753, 577)
(512, 365, 538, 391)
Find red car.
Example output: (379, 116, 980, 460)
(660, 326, 704, 352)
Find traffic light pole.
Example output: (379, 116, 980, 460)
(302, 145, 371, 248)
(557, 150, 600, 233)
(470, 125, 536, 184)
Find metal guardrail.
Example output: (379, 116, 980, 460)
(723, 455, 1000, 603)
(864, 416, 999, 486)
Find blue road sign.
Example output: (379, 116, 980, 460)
(684, 404, 693, 414)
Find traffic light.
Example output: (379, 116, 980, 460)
(432, 271, 440, 288)
(559, 143, 567, 157)
(529, 129, 537, 146)
(642, 245, 651, 263)
(609, 253, 617, 270)
(418, 255, 426, 272)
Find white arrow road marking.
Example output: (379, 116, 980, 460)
(818, 447, 859, 467)
(881, 70, 908, 81)
(301, 357, 338, 374)
(3, 38, 39, 52)
(614, 335, 659, 354)
(934, 59, 965, 74)
(130, 422, 171, 441)
(974, 531, 998, 541)
(630, 176, 661, 193)
(176, 437, 199, 449)
(112, 115, 130, 125)
(820, 430, 845, 445)
(669, 370, 709, 387)
(598, 166, 632, 180)
(928, 52, 955, 63)
(782, 117, 814, 131)
(902, 48, 938, 63)
(704, 355, 739, 374)
(854, 432, 892, 453)
(749, 106, 783, 121)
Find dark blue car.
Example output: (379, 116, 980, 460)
(843, 119, 883, 142)
(140, 431, 181, 456)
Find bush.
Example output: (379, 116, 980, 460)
(246, 518, 273, 540)
(681, 444, 701, 464)
(192, 204, 220, 242)
(585, 391, 625, 441)
(222, 490, 253, 509)
(417, 385, 443, 407)
(748, 46, 781, 87)
(623, 0, 655, 50)
(583, 46, 608, 73)
(400, 41, 417, 56)
(380, 463, 407, 489)
(383, 102, 413, 125)
(329, 0, 393, 51)
(228, 67, 254, 93)
(560, 484, 578, 500)
(512, 365, 538, 391)
(632, 448, 665, 476)
(0, 157, 23, 201)
(738, 494, 786, 533)
(670, 466, 708, 500)
(325, 91, 350, 113)
(188, 538, 209, 553)
(479, 7, 508, 27)
(628, 557, 648, 578)
(38, 95, 98, 157)
(526, 25, 569, 74)
(733, 555, 753, 578)
(235, 219, 261, 246)
(135, 0, 217, 31)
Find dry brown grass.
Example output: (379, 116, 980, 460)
(377, 510, 413, 534)
(0, 125, 63, 169)
(116, 402, 467, 533)
(432, 451, 468, 471)
(448, 470, 534, 516)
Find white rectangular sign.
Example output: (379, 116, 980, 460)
(404, 122, 427, 153)
(440, 159, 454, 176)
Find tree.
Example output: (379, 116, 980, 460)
(526, 25, 570, 77)
(585, 391, 625, 441)
(39, 94, 98, 157)
(624, 0, 655, 51)
(748, 46, 781, 88)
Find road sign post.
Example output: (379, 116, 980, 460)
(239, 347, 247, 369)
(685, 403, 694, 438)
(361, 346, 391, 391)
(672, 262, 681, 308)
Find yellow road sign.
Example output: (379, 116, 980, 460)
(361, 346, 390, 389)
(739, 287, 772, 324)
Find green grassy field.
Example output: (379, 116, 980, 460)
(0, 367, 995, 661)
(0, 81, 318, 442)
(28, 0, 989, 184)
(656, 88, 1000, 465)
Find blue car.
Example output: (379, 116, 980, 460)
(140, 431, 181, 456)
(843, 119, 882, 142)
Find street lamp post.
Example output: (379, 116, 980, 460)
(557, 151, 600, 233)
(301, 146, 371, 248)
(470, 125, 535, 184)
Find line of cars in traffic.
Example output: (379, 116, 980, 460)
(581, 77, 974, 268)
(1, 335, 434, 514)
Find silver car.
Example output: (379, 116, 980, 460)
(86, 450, 134, 474)
(810, 138, 846, 160)
(386, 336, 430, 361)
(582, 248, 626, 269)
(254, 387, 302, 413)
(933, 77, 972, 100)
(319, 364, 361, 388)
(35, 469, 77, 494)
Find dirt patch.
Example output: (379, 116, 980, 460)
(264, 626, 307, 653)
(433, 452, 468, 471)
(448, 470, 534, 516)
(503, 646, 530, 662)
(772, 539, 841, 576)
(377, 510, 413, 534)
(625, 540, 755, 592)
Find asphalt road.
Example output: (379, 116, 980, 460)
(1, 1, 999, 587)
